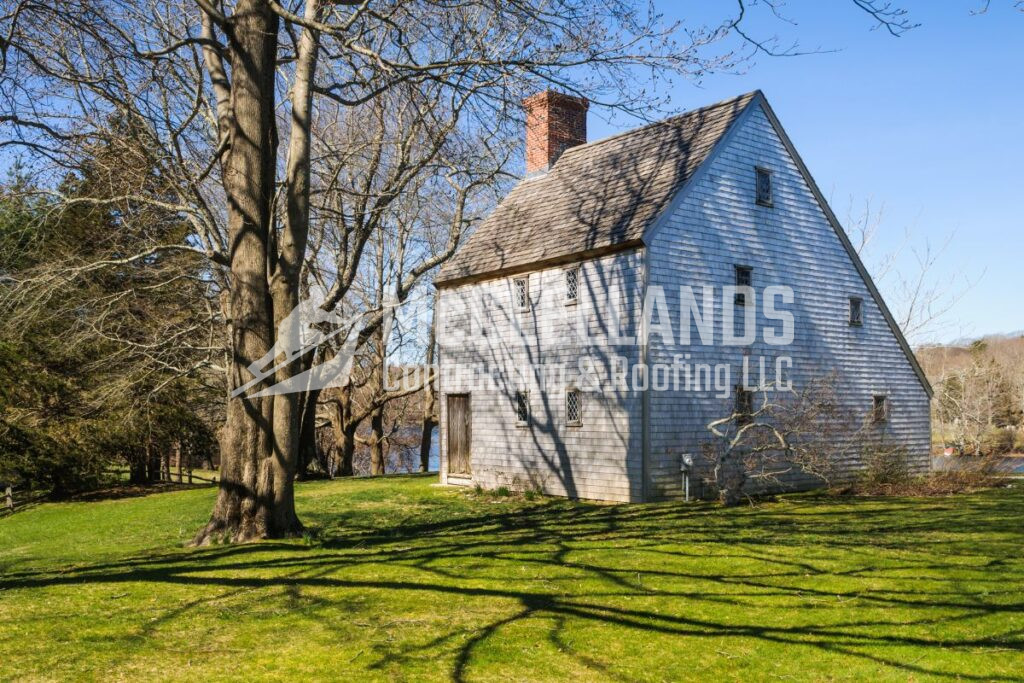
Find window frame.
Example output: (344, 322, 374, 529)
(872, 395, 888, 423)
(734, 265, 753, 307)
(564, 265, 580, 306)
(755, 166, 774, 207)
(512, 276, 530, 312)
(515, 390, 530, 426)
(735, 386, 754, 426)
(849, 296, 863, 327)
(565, 388, 582, 427)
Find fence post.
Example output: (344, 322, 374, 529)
(5, 486, 12, 512)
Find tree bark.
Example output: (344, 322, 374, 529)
(193, 0, 294, 545)
(327, 387, 357, 477)
(338, 422, 356, 477)
(297, 387, 321, 479)
(265, 0, 319, 534)
(370, 406, 385, 475)
(419, 299, 437, 473)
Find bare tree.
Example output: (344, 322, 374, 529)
(704, 376, 851, 506)
(844, 199, 979, 345)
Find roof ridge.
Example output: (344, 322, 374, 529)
(556, 90, 761, 161)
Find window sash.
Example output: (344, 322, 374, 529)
(734, 266, 752, 306)
(735, 387, 754, 425)
(565, 267, 579, 303)
(872, 396, 888, 423)
(515, 391, 529, 423)
(513, 277, 529, 310)
(849, 297, 863, 326)
(756, 167, 773, 206)
(566, 389, 581, 425)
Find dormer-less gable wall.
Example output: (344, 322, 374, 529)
(644, 102, 931, 499)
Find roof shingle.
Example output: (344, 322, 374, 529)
(436, 91, 759, 286)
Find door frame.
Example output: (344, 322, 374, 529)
(445, 393, 472, 480)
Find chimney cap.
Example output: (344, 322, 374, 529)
(522, 89, 589, 111)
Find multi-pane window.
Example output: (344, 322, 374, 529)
(565, 266, 579, 304)
(566, 389, 582, 426)
(872, 395, 888, 423)
(755, 166, 773, 207)
(735, 386, 754, 426)
(734, 265, 752, 307)
(513, 277, 529, 311)
(849, 297, 863, 326)
(515, 391, 530, 424)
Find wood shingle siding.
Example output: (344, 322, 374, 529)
(645, 102, 930, 499)
(438, 251, 646, 502)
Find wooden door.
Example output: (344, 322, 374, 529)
(447, 394, 471, 476)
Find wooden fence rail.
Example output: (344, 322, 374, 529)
(1, 486, 49, 517)
(1, 470, 219, 519)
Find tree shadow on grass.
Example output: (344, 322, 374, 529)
(2, 488, 1024, 681)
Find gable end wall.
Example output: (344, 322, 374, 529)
(645, 103, 931, 499)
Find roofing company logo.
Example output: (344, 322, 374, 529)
(231, 288, 396, 399)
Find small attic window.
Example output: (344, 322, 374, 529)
(849, 297, 863, 326)
(565, 266, 579, 305)
(513, 277, 529, 311)
(755, 166, 773, 207)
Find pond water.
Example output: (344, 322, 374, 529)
(931, 455, 1024, 475)
(428, 426, 440, 472)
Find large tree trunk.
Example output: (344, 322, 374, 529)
(193, 0, 294, 545)
(338, 422, 356, 477)
(327, 387, 357, 477)
(265, 0, 319, 534)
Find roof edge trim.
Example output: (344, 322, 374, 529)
(434, 240, 644, 289)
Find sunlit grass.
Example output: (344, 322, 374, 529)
(1, 475, 1022, 681)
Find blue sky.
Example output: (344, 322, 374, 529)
(588, 1, 1023, 344)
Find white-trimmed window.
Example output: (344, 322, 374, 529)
(755, 166, 773, 207)
(513, 277, 529, 311)
(565, 266, 579, 305)
(872, 395, 888, 423)
(515, 391, 530, 424)
(566, 388, 582, 426)
(849, 297, 863, 326)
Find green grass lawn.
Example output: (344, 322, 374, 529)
(1, 477, 1022, 682)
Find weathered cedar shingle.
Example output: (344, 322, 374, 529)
(436, 91, 758, 286)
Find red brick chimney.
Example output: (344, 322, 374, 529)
(523, 90, 589, 175)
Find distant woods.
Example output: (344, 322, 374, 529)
(919, 337, 1024, 457)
